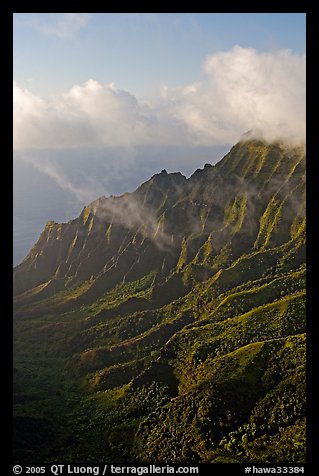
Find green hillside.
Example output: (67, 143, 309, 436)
(13, 139, 306, 464)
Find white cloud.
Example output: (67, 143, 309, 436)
(13, 79, 184, 149)
(13, 80, 97, 149)
(13, 46, 305, 150)
(39, 13, 89, 38)
(164, 46, 305, 145)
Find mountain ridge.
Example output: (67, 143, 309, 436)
(13, 139, 305, 296)
(13, 139, 306, 464)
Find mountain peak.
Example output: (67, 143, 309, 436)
(189, 162, 214, 182)
(140, 169, 187, 190)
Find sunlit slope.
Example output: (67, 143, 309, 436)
(13, 139, 306, 464)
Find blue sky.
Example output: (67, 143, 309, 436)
(13, 13, 306, 99)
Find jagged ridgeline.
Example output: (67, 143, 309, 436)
(13, 140, 306, 464)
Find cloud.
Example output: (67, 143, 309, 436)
(13, 79, 183, 149)
(13, 46, 305, 150)
(39, 13, 89, 38)
(173, 45, 305, 145)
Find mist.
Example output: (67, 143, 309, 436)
(13, 144, 230, 265)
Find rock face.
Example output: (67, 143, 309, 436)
(13, 139, 306, 464)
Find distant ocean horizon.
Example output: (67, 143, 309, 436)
(13, 203, 84, 267)
(13, 215, 49, 266)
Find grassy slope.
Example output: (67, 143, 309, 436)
(13, 140, 306, 464)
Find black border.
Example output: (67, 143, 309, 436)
(4, 3, 317, 473)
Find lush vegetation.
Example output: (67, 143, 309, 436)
(13, 140, 306, 464)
